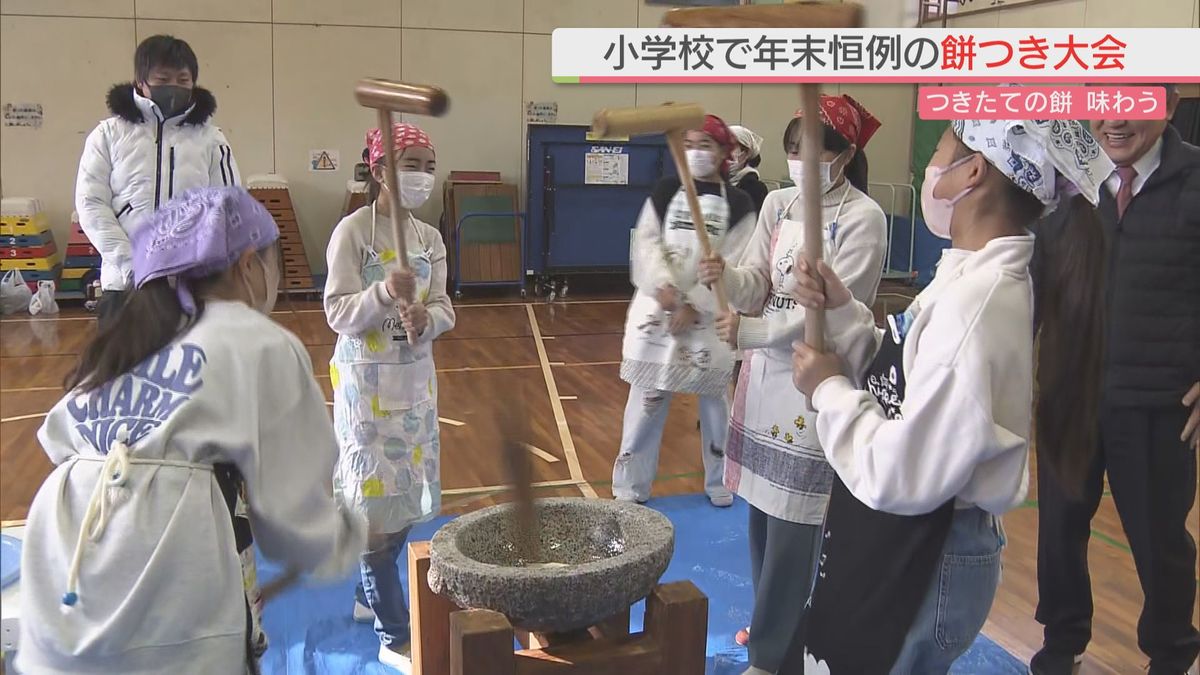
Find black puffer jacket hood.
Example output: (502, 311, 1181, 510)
(106, 82, 217, 126)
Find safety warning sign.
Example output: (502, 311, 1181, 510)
(309, 149, 340, 172)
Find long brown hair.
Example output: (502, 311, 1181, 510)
(1034, 194, 1107, 495)
(66, 275, 221, 393)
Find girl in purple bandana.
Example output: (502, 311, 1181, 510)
(17, 186, 365, 675)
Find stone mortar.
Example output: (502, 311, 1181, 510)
(428, 497, 675, 633)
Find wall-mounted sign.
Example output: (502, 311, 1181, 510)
(3, 103, 43, 128)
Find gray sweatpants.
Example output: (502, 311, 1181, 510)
(747, 505, 822, 672)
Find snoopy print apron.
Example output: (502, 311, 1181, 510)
(725, 188, 846, 525)
(621, 184, 735, 397)
(800, 309, 956, 674)
(331, 209, 441, 535)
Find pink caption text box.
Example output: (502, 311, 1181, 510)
(918, 86, 1167, 120)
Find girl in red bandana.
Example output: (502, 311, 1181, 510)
(612, 114, 757, 508)
(698, 95, 889, 675)
(323, 122, 456, 671)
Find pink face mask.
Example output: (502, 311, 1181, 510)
(920, 154, 977, 240)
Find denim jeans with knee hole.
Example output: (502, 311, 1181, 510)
(889, 507, 1004, 675)
(612, 386, 730, 502)
(356, 527, 413, 647)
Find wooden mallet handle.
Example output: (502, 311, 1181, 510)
(375, 108, 419, 346)
(799, 85, 825, 351)
(663, 130, 730, 314)
(592, 103, 730, 314)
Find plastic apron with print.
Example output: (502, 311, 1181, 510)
(726, 188, 848, 524)
(331, 204, 441, 534)
(801, 307, 955, 673)
(625, 184, 734, 396)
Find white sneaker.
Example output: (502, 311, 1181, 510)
(353, 599, 375, 624)
(614, 493, 647, 505)
(378, 642, 413, 672)
(709, 492, 734, 508)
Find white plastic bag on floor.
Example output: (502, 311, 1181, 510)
(29, 280, 59, 315)
(0, 270, 32, 315)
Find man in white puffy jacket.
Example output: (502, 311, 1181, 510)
(75, 34, 240, 325)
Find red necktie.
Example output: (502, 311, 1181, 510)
(1116, 165, 1137, 220)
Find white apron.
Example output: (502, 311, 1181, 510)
(621, 185, 736, 398)
(725, 188, 848, 524)
(331, 206, 440, 534)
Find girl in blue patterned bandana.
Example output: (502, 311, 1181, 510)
(324, 122, 455, 671)
(787, 118, 1113, 673)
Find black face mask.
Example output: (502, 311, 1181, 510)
(147, 84, 192, 119)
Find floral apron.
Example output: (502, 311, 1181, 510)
(331, 206, 441, 535)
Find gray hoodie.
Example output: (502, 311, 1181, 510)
(18, 300, 364, 674)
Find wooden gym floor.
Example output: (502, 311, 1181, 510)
(0, 288, 1195, 673)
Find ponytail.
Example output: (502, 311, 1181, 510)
(1034, 194, 1107, 495)
(844, 148, 869, 193)
(67, 275, 219, 393)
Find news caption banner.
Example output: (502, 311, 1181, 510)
(552, 28, 1197, 120)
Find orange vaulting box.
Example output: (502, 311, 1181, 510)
(245, 175, 315, 291)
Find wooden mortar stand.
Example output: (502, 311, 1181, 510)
(409, 542, 709, 675)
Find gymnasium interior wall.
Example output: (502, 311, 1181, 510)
(1, 0, 1196, 273)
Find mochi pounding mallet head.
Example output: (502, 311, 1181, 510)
(354, 78, 450, 343)
(662, 2, 865, 350)
(590, 102, 732, 313)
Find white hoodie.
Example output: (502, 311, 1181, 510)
(811, 234, 1035, 516)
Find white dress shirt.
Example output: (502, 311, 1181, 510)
(1104, 136, 1163, 198)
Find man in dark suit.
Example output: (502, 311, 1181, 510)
(1032, 84, 1200, 675)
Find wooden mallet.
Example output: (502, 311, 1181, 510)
(663, 2, 864, 350)
(354, 78, 450, 344)
(591, 102, 730, 313)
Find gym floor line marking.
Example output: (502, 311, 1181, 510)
(0, 412, 47, 423)
(312, 364, 543, 382)
(525, 443, 561, 463)
(553, 360, 622, 368)
(324, 398, 463, 425)
(0, 385, 62, 393)
(526, 304, 597, 499)
(0, 299, 632, 325)
(442, 478, 579, 496)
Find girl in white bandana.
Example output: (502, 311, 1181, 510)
(790, 118, 1113, 673)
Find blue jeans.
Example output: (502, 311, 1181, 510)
(889, 507, 1004, 674)
(356, 527, 413, 647)
(612, 387, 730, 502)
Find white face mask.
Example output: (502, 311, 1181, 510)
(787, 154, 844, 194)
(398, 171, 436, 209)
(686, 149, 719, 178)
(242, 251, 278, 314)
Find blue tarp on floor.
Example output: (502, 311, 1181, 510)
(257, 494, 1028, 674)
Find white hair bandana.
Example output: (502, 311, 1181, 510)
(729, 125, 764, 159)
(952, 118, 1114, 214)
